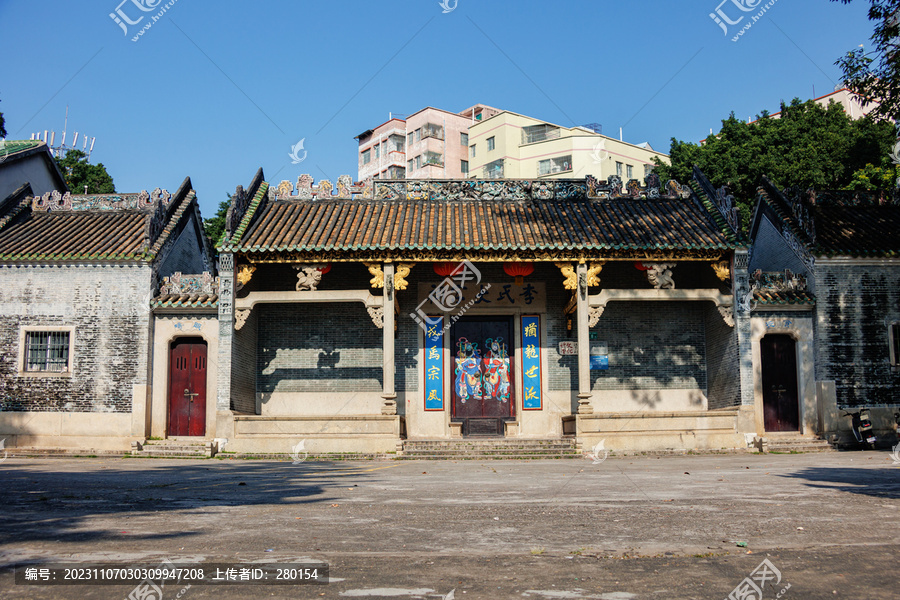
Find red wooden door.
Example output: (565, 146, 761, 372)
(168, 339, 207, 437)
(450, 317, 515, 436)
(760, 334, 800, 432)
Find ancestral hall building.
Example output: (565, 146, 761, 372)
(1, 156, 897, 454)
(211, 171, 755, 454)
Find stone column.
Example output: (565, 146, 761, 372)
(381, 262, 397, 415)
(216, 253, 235, 412)
(576, 262, 593, 414)
(733, 249, 755, 406)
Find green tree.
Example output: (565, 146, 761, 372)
(842, 162, 898, 189)
(55, 150, 115, 194)
(652, 99, 896, 224)
(832, 0, 900, 122)
(203, 194, 231, 246)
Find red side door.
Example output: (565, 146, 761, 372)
(168, 339, 207, 437)
(761, 334, 800, 432)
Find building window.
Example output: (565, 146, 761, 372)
(461, 132, 468, 146)
(890, 322, 900, 367)
(644, 164, 654, 178)
(415, 128, 422, 142)
(413, 155, 422, 170)
(461, 160, 469, 175)
(24, 330, 72, 373)
(471, 145, 476, 158)
(522, 124, 561, 144)
(423, 151, 443, 167)
(484, 158, 504, 179)
(627, 164, 633, 180)
(386, 166, 406, 179)
(616, 161, 623, 177)
(407, 132, 414, 146)
(422, 123, 444, 141)
(374, 145, 380, 160)
(390, 135, 405, 153)
(362, 149, 371, 165)
(487, 136, 495, 151)
(538, 155, 573, 176)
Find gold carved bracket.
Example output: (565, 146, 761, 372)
(555, 262, 577, 290)
(364, 263, 384, 288)
(235, 264, 256, 292)
(394, 263, 414, 291)
(586, 261, 606, 288)
(712, 261, 731, 283)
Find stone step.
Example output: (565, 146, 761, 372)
(403, 444, 574, 450)
(403, 439, 574, 447)
(763, 437, 835, 453)
(132, 440, 214, 458)
(397, 454, 582, 460)
(400, 438, 578, 460)
(403, 448, 580, 456)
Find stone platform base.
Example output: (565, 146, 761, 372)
(571, 408, 754, 453)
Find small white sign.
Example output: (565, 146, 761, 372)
(558, 341, 577, 356)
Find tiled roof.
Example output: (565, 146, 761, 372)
(813, 205, 900, 257)
(151, 293, 218, 309)
(226, 197, 736, 255)
(1, 140, 44, 158)
(0, 211, 149, 260)
(0, 180, 199, 262)
(757, 180, 900, 258)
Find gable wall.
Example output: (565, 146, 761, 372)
(750, 213, 813, 290)
(0, 262, 152, 412)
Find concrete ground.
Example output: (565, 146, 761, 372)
(0, 452, 898, 599)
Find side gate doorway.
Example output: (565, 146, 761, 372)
(760, 334, 800, 432)
(168, 338, 207, 437)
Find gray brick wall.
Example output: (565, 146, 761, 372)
(815, 262, 900, 407)
(232, 309, 257, 413)
(704, 304, 740, 409)
(590, 301, 707, 392)
(257, 302, 382, 394)
(0, 263, 152, 412)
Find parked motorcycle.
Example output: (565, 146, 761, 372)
(843, 408, 877, 450)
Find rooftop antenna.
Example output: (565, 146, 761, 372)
(35, 109, 98, 160)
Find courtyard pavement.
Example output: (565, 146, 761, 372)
(0, 452, 898, 599)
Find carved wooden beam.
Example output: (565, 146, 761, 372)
(234, 309, 250, 331)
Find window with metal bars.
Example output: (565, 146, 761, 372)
(25, 331, 70, 372)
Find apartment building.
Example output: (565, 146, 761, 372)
(355, 104, 502, 181)
(466, 111, 669, 181)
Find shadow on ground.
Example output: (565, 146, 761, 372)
(777, 461, 900, 499)
(0, 460, 385, 545)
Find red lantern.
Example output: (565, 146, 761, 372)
(433, 262, 459, 277)
(503, 261, 534, 286)
(318, 263, 332, 275)
(634, 261, 649, 271)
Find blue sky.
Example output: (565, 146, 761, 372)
(0, 0, 874, 217)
